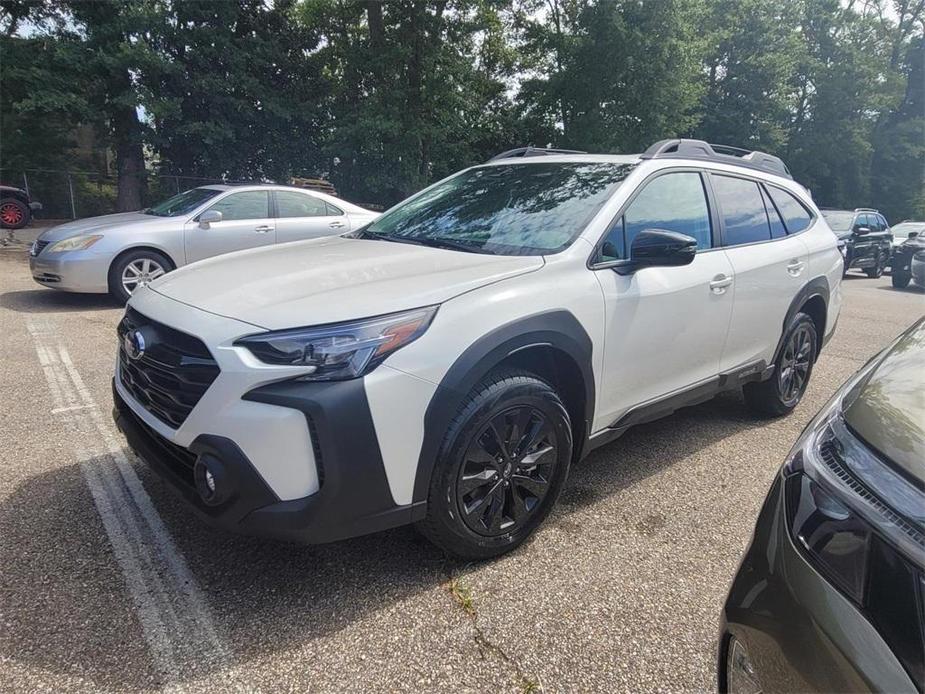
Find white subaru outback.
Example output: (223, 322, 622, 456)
(112, 139, 843, 559)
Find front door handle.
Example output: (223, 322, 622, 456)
(328, 220, 346, 229)
(254, 225, 273, 234)
(787, 259, 805, 276)
(710, 274, 733, 294)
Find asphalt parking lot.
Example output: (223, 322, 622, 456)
(1, 245, 923, 693)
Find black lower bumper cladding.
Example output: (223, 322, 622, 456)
(112, 379, 421, 544)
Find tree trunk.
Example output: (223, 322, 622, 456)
(112, 69, 146, 211)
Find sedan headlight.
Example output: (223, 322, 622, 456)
(47, 234, 104, 252)
(235, 306, 438, 381)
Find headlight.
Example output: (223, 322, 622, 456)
(47, 234, 104, 252)
(235, 306, 438, 381)
(783, 356, 925, 603)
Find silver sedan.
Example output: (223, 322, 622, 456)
(29, 184, 379, 302)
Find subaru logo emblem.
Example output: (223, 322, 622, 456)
(123, 329, 146, 361)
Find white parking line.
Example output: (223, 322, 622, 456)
(26, 317, 240, 691)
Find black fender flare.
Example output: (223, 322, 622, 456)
(411, 310, 595, 507)
(773, 276, 830, 364)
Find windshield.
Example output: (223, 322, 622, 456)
(144, 188, 221, 217)
(821, 210, 855, 232)
(361, 162, 634, 255)
(892, 222, 925, 238)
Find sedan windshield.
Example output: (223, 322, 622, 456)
(144, 188, 221, 217)
(361, 162, 634, 255)
(821, 210, 855, 232)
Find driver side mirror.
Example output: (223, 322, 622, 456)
(626, 228, 697, 270)
(908, 231, 919, 239)
(854, 225, 871, 236)
(199, 209, 222, 229)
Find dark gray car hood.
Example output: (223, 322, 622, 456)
(843, 318, 925, 484)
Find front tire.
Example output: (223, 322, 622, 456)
(744, 313, 817, 418)
(0, 198, 30, 229)
(892, 271, 911, 289)
(865, 252, 884, 278)
(418, 370, 572, 560)
(108, 249, 173, 303)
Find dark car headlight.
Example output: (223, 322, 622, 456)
(235, 306, 438, 381)
(783, 359, 925, 604)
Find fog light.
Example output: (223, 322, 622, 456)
(727, 637, 761, 694)
(193, 454, 230, 506)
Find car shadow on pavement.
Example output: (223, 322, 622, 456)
(0, 289, 120, 313)
(0, 390, 760, 689)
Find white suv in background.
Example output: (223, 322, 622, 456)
(112, 139, 843, 559)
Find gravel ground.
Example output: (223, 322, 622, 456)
(0, 246, 922, 693)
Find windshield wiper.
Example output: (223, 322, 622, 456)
(358, 230, 494, 254)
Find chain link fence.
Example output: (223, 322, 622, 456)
(0, 169, 272, 221)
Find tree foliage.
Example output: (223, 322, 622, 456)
(1, 0, 922, 219)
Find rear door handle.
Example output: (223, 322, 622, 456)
(328, 220, 346, 229)
(254, 225, 273, 234)
(710, 274, 733, 294)
(787, 259, 805, 276)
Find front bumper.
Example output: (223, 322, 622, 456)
(113, 379, 424, 543)
(29, 251, 109, 293)
(719, 474, 916, 693)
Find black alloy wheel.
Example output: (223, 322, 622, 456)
(457, 406, 558, 536)
(778, 323, 813, 405)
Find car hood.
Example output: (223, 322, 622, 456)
(39, 212, 164, 242)
(843, 318, 925, 484)
(149, 235, 544, 329)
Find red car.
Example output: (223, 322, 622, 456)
(1, 184, 42, 229)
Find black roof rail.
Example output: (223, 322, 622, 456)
(640, 138, 793, 179)
(489, 146, 587, 162)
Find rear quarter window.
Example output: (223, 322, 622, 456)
(766, 186, 813, 234)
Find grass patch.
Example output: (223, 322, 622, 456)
(447, 576, 475, 616)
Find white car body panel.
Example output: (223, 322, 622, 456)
(149, 235, 545, 329)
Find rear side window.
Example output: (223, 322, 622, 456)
(713, 175, 771, 246)
(766, 186, 813, 234)
(276, 191, 327, 218)
(598, 172, 712, 261)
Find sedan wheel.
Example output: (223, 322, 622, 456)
(121, 257, 166, 295)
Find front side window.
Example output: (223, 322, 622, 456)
(205, 191, 269, 221)
(766, 186, 813, 234)
(144, 188, 220, 217)
(276, 190, 328, 218)
(598, 172, 712, 261)
(361, 162, 634, 255)
(713, 175, 771, 246)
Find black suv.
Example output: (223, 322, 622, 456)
(821, 208, 892, 278)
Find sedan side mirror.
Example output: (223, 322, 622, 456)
(854, 225, 871, 236)
(908, 231, 919, 239)
(199, 209, 223, 229)
(627, 228, 697, 269)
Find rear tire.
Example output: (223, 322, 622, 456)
(865, 253, 884, 278)
(0, 198, 30, 229)
(744, 313, 817, 418)
(108, 249, 173, 303)
(417, 370, 572, 560)
(892, 272, 911, 289)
